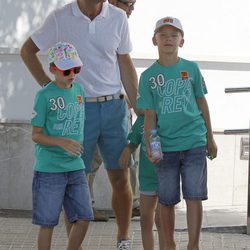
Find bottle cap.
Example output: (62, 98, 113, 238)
(150, 129, 157, 135)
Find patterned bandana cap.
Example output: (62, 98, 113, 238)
(48, 42, 83, 70)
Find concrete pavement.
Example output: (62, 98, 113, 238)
(0, 206, 249, 250)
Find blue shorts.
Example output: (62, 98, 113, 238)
(83, 99, 128, 173)
(32, 169, 93, 227)
(157, 146, 208, 206)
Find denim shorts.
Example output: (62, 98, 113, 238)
(32, 169, 93, 227)
(157, 146, 208, 206)
(82, 99, 128, 173)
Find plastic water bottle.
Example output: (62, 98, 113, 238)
(150, 129, 162, 161)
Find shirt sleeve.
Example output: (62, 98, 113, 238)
(127, 117, 143, 146)
(193, 64, 208, 97)
(31, 91, 47, 127)
(117, 12, 132, 55)
(136, 73, 155, 110)
(31, 11, 58, 51)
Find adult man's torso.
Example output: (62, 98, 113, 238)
(31, 2, 132, 97)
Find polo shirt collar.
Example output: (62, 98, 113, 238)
(71, 1, 108, 19)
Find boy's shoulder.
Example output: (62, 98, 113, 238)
(35, 82, 65, 99)
(140, 61, 159, 77)
(37, 82, 84, 93)
(179, 57, 199, 68)
(72, 82, 84, 93)
(141, 58, 199, 75)
(37, 81, 56, 94)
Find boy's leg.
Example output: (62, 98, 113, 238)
(64, 170, 93, 249)
(63, 214, 83, 250)
(64, 211, 72, 237)
(154, 203, 165, 250)
(157, 152, 182, 250)
(32, 172, 67, 250)
(107, 168, 132, 240)
(181, 146, 207, 250)
(38, 226, 53, 250)
(186, 200, 202, 250)
(140, 193, 158, 250)
(67, 220, 90, 250)
(160, 204, 176, 250)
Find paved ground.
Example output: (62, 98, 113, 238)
(0, 206, 249, 250)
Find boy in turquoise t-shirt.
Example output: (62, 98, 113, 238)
(119, 115, 164, 250)
(137, 17, 217, 250)
(31, 42, 93, 250)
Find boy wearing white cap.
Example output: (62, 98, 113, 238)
(137, 17, 217, 250)
(31, 42, 93, 250)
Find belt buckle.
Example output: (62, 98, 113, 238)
(97, 96, 105, 102)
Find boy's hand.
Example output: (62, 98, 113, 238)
(146, 142, 162, 164)
(58, 138, 83, 156)
(207, 137, 217, 160)
(118, 146, 132, 168)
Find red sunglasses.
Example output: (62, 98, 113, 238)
(51, 66, 82, 76)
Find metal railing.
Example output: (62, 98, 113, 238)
(224, 87, 250, 234)
(225, 87, 250, 93)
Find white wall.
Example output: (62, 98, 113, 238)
(0, 0, 249, 129)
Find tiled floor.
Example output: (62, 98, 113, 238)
(0, 207, 250, 250)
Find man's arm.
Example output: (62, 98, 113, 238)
(118, 143, 137, 168)
(117, 53, 143, 116)
(20, 37, 51, 87)
(196, 97, 218, 158)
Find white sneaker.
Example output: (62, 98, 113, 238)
(117, 239, 131, 250)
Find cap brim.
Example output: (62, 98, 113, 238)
(54, 58, 83, 70)
(154, 24, 184, 36)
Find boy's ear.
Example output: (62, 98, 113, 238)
(152, 35, 157, 46)
(179, 38, 184, 48)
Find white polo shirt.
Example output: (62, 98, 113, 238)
(31, 1, 132, 97)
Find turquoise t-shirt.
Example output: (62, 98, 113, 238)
(31, 82, 85, 172)
(137, 58, 207, 152)
(128, 116, 158, 192)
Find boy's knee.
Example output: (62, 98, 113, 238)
(74, 220, 89, 227)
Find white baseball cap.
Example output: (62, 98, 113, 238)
(48, 42, 83, 70)
(154, 16, 184, 36)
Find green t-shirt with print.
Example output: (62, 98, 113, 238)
(137, 58, 207, 152)
(31, 82, 85, 172)
(128, 116, 158, 192)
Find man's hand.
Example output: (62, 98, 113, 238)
(118, 146, 132, 168)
